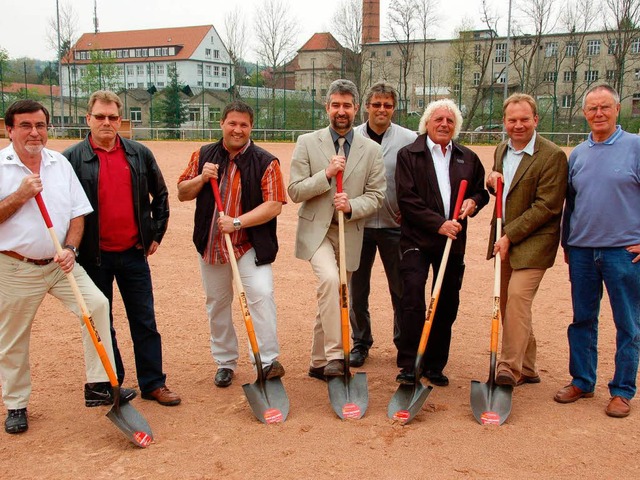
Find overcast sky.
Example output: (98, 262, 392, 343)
(2, 0, 513, 61)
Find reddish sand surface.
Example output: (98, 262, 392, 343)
(0, 139, 638, 479)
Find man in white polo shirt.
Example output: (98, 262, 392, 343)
(0, 99, 130, 435)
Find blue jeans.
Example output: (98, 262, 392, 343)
(568, 247, 640, 399)
(349, 227, 403, 350)
(83, 247, 166, 394)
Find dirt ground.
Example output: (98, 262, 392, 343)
(0, 138, 638, 480)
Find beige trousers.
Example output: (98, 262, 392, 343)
(308, 225, 352, 367)
(0, 254, 114, 409)
(497, 258, 547, 378)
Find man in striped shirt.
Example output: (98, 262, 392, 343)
(178, 101, 286, 388)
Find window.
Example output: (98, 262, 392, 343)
(473, 72, 481, 86)
(452, 84, 460, 95)
(222, 83, 227, 88)
(608, 40, 618, 55)
(584, 70, 599, 82)
(189, 107, 201, 122)
(205, 65, 212, 76)
(205, 48, 212, 59)
(386, 50, 392, 57)
(494, 72, 506, 84)
(156, 64, 165, 75)
(162, 47, 169, 56)
(545, 42, 558, 57)
(495, 43, 507, 63)
(214, 66, 220, 76)
(135, 49, 142, 57)
(209, 108, 221, 122)
(206, 81, 212, 87)
(214, 82, 219, 88)
(141, 48, 148, 57)
(561, 94, 573, 108)
(608, 70, 618, 81)
(587, 40, 601, 56)
(148, 49, 155, 57)
(543, 71, 557, 82)
(197, 80, 202, 86)
(136, 65, 145, 75)
(370, 51, 376, 58)
(632, 38, 640, 54)
(157, 81, 165, 87)
(137, 82, 145, 88)
(222, 66, 228, 77)
(127, 82, 135, 89)
(635, 69, 640, 80)
(117, 66, 124, 76)
(155, 48, 162, 56)
(454, 61, 462, 75)
(632, 92, 640, 116)
(126, 66, 134, 76)
(116, 50, 123, 58)
(197, 64, 203, 75)
(564, 71, 576, 82)
(474, 44, 482, 61)
(130, 107, 142, 122)
(80, 51, 87, 60)
(214, 49, 220, 59)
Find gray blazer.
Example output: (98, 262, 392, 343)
(288, 126, 386, 271)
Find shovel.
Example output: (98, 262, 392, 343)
(388, 180, 468, 424)
(470, 177, 513, 425)
(34, 193, 153, 448)
(327, 170, 368, 419)
(210, 180, 289, 424)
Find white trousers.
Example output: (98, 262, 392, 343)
(199, 249, 280, 370)
(0, 254, 114, 409)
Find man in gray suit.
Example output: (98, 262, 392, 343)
(288, 79, 386, 379)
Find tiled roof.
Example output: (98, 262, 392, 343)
(299, 33, 344, 52)
(2, 83, 61, 96)
(66, 25, 213, 63)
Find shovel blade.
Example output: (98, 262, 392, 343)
(387, 382, 433, 424)
(327, 372, 368, 419)
(242, 378, 290, 424)
(470, 380, 513, 425)
(106, 402, 154, 447)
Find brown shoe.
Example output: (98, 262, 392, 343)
(141, 386, 182, 406)
(605, 396, 631, 418)
(554, 384, 594, 404)
(323, 359, 344, 377)
(308, 366, 326, 381)
(516, 374, 541, 386)
(495, 369, 517, 387)
(263, 360, 285, 380)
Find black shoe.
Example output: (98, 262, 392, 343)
(349, 346, 369, 368)
(263, 360, 285, 380)
(214, 368, 234, 388)
(423, 371, 449, 387)
(324, 360, 344, 377)
(84, 382, 138, 407)
(5, 408, 28, 434)
(396, 370, 415, 385)
(308, 366, 326, 381)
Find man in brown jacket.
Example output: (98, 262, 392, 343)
(486, 93, 568, 387)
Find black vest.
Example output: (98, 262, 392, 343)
(192, 140, 279, 265)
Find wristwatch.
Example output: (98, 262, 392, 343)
(64, 244, 79, 257)
(233, 218, 242, 231)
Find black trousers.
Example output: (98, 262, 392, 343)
(395, 247, 465, 374)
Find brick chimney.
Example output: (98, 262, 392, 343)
(362, 0, 380, 44)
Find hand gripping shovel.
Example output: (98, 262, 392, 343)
(470, 177, 513, 425)
(327, 170, 368, 420)
(34, 193, 153, 448)
(210, 180, 289, 424)
(387, 180, 468, 424)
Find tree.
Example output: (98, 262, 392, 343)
(78, 51, 121, 95)
(158, 63, 188, 138)
(254, 0, 299, 128)
(223, 7, 248, 98)
(387, 0, 419, 113)
(415, 0, 439, 111)
(602, 0, 640, 97)
(0, 47, 9, 116)
(331, 0, 364, 94)
(47, 2, 78, 60)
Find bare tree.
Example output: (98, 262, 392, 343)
(602, 0, 640, 97)
(387, 0, 419, 113)
(415, 0, 439, 112)
(223, 7, 248, 97)
(331, 0, 364, 94)
(47, 2, 78, 59)
(254, 0, 299, 127)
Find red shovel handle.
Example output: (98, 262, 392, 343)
(210, 179, 224, 213)
(35, 193, 53, 228)
(495, 177, 503, 219)
(452, 179, 468, 220)
(336, 171, 343, 194)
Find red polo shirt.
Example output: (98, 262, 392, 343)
(89, 135, 139, 251)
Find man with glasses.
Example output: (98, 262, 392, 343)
(0, 99, 127, 434)
(555, 84, 640, 418)
(348, 82, 417, 368)
(64, 90, 180, 407)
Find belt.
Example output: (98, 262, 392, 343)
(1, 251, 55, 266)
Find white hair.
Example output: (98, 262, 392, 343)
(418, 99, 463, 139)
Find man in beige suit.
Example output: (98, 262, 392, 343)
(486, 93, 568, 387)
(288, 79, 385, 379)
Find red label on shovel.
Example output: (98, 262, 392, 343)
(480, 411, 501, 425)
(342, 403, 361, 419)
(133, 431, 153, 447)
(392, 410, 410, 423)
(263, 408, 284, 424)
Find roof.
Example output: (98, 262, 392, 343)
(67, 25, 214, 63)
(2, 83, 61, 96)
(299, 33, 344, 52)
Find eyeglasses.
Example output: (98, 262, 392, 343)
(368, 102, 395, 110)
(16, 122, 48, 132)
(90, 114, 120, 121)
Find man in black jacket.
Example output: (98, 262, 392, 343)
(64, 90, 180, 406)
(395, 99, 489, 387)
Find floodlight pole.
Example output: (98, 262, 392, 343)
(56, 0, 64, 127)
